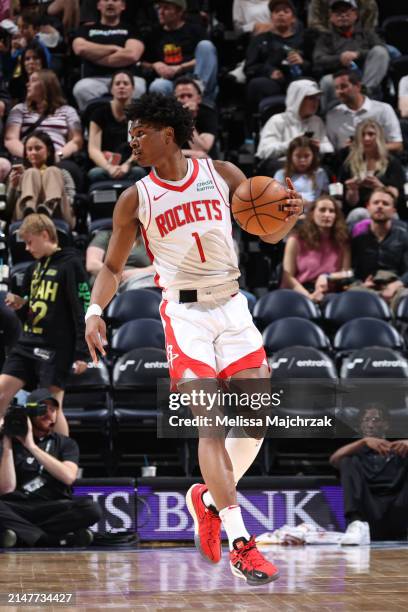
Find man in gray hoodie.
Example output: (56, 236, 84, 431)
(256, 78, 333, 170)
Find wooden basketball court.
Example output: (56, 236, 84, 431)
(1, 543, 407, 610)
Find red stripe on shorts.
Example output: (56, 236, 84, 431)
(218, 346, 267, 379)
(160, 300, 217, 380)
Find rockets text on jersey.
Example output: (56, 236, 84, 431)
(136, 158, 240, 291)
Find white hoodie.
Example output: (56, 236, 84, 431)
(256, 80, 334, 160)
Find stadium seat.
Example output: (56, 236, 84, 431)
(106, 289, 162, 328)
(323, 291, 391, 333)
(396, 295, 408, 322)
(9, 261, 32, 293)
(338, 347, 408, 437)
(383, 15, 408, 55)
(270, 346, 337, 379)
(340, 346, 408, 379)
(8, 220, 72, 265)
(270, 346, 337, 422)
(258, 95, 286, 126)
(253, 289, 320, 330)
(88, 180, 134, 220)
(111, 347, 170, 472)
(334, 318, 404, 353)
(63, 361, 113, 475)
(89, 218, 113, 237)
(262, 317, 331, 355)
(111, 318, 165, 355)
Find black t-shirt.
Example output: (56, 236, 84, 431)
(0, 432, 79, 501)
(74, 21, 141, 78)
(182, 104, 218, 158)
(351, 225, 408, 284)
(90, 102, 131, 161)
(146, 22, 206, 66)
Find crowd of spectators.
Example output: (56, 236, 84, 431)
(0, 1, 408, 531)
(0, 2, 406, 355)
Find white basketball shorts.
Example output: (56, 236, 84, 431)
(159, 292, 267, 379)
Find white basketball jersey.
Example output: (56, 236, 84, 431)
(136, 158, 240, 291)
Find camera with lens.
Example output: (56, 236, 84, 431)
(1, 399, 47, 438)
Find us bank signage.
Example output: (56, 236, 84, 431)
(137, 486, 345, 540)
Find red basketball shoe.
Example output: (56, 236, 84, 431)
(186, 484, 222, 564)
(230, 536, 280, 585)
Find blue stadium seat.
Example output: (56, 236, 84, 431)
(112, 348, 169, 467)
(89, 218, 113, 237)
(111, 318, 165, 354)
(112, 347, 168, 391)
(106, 289, 162, 328)
(323, 291, 391, 331)
(383, 15, 408, 55)
(9, 261, 32, 293)
(338, 347, 408, 437)
(262, 317, 331, 355)
(340, 347, 408, 379)
(88, 180, 134, 220)
(396, 295, 408, 322)
(334, 318, 404, 353)
(63, 361, 113, 474)
(270, 346, 337, 420)
(253, 289, 320, 330)
(271, 346, 337, 379)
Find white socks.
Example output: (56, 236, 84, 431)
(219, 505, 251, 549)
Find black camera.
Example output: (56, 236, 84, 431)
(1, 399, 47, 438)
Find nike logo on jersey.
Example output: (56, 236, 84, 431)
(153, 191, 169, 201)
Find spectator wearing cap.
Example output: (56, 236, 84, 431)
(0, 388, 102, 549)
(326, 69, 403, 153)
(313, 0, 389, 113)
(141, 0, 218, 104)
(174, 76, 219, 158)
(256, 78, 333, 172)
(244, 0, 312, 114)
(307, 0, 378, 32)
(72, 0, 146, 111)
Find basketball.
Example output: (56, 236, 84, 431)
(231, 176, 290, 236)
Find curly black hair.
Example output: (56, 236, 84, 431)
(125, 93, 195, 147)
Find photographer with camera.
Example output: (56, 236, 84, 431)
(0, 214, 90, 435)
(0, 389, 101, 548)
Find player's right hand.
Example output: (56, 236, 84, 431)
(85, 316, 107, 365)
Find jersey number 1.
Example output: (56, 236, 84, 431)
(192, 232, 206, 263)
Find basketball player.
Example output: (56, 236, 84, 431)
(85, 93, 304, 585)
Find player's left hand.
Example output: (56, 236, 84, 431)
(283, 177, 304, 221)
